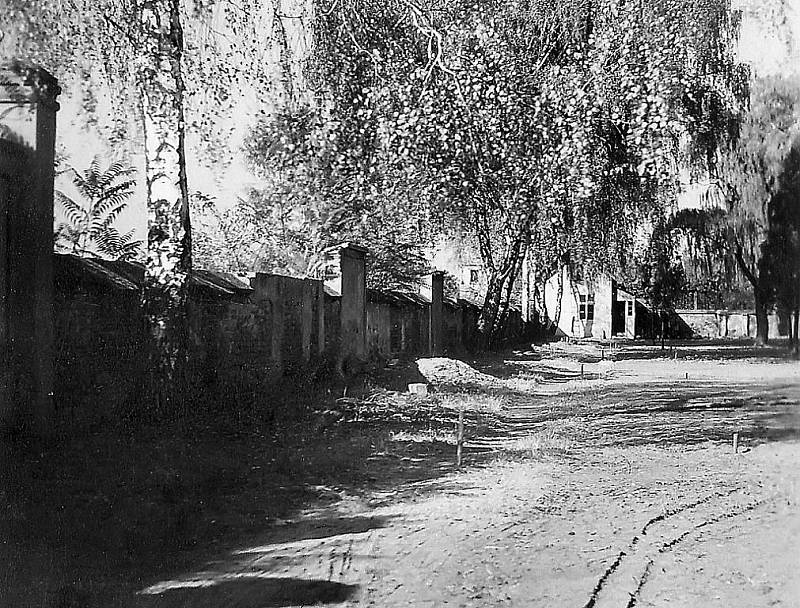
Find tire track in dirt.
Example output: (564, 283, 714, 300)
(582, 488, 773, 608)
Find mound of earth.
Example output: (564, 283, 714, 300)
(415, 357, 501, 391)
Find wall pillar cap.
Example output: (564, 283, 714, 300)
(339, 242, 369, 256)
(0, 62, 61, 109)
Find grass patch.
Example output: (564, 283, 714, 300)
(501, 423, 575, 459)
(437, 392, 508, 413)
(390, 428, 458, 444)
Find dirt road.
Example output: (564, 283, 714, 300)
(133, 343, 800, 608)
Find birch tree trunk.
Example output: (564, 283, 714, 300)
(138, 0, 193, 414)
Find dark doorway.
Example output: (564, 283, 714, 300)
(612, 300, 626, 335)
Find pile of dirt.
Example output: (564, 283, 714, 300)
(415, 357, 502, 392)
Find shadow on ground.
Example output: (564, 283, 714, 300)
(0, 395, 490, 607)
(135, 577, 358, 608)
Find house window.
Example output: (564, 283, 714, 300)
(469, 269, 479, 284)
(627, 301, 634, 316)
(579, 294, 595, 321)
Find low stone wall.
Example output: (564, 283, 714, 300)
(675, 309, 789, 339)
(52, 248, 516, 416)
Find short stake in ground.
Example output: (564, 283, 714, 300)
(456, 409, 464, 468)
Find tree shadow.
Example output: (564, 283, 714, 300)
(135, 577, 358, 607)
(254, 515, 390, 546)
(558, 339, 796, 362)
(480, 360, 609, 384)
(0, 400, 502, 608)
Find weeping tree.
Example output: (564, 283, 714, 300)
(309, 0, 747, 347)
(703, 76, 800, 345)
(765, 137, 800, 348)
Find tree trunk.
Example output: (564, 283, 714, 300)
(476, 239, 529, 350)
(139, 0, 192, 416)
(473, 216, 529, 349)
(753, 289, 769, 346)
(477, 271, 506, 350)
(733, 243, 768, 347)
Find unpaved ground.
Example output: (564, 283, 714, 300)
(132, 343, 800, 608)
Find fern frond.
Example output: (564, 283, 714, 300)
(89, 204, 127, 235)
(55, 190, 88, 226)
(97, 160, 135, 190)
(92, 186, 134, 218)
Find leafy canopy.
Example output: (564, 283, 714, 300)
(308, 0, 746, 340)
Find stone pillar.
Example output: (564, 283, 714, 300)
(429, 271, 444, 356)
(339, 244, 367, 366)
(300, 280, 314, 362)
(251, 273, 284, 379)
(316, 281, 326, 356)
(0, 63, 60, 433)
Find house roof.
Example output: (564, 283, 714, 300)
(54, 254, 253, 298)
(190, 269, 252, 296)
(55, 254, 141, 292)
(617, 287, 636, 301)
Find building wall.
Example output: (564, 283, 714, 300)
(542, 267, 614, 339)
(430, 233, 487, 302)
(0, 67, 59, 432)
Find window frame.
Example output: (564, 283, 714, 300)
(579, 294, 595, 321)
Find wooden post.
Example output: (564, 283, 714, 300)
(456, 409, 464, 467)
(581, 363, 584, 379)
(733, 432, 739, 454)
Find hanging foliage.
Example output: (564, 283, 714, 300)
(2, 0, 311, 409)
(308, 0, 747, 346)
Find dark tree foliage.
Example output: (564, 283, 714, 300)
(239, 107, 432, 289)
(703, 76, 800, 344)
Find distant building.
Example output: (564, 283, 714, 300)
(540, 266, 646, 340)
(430, 232, 487, 303)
